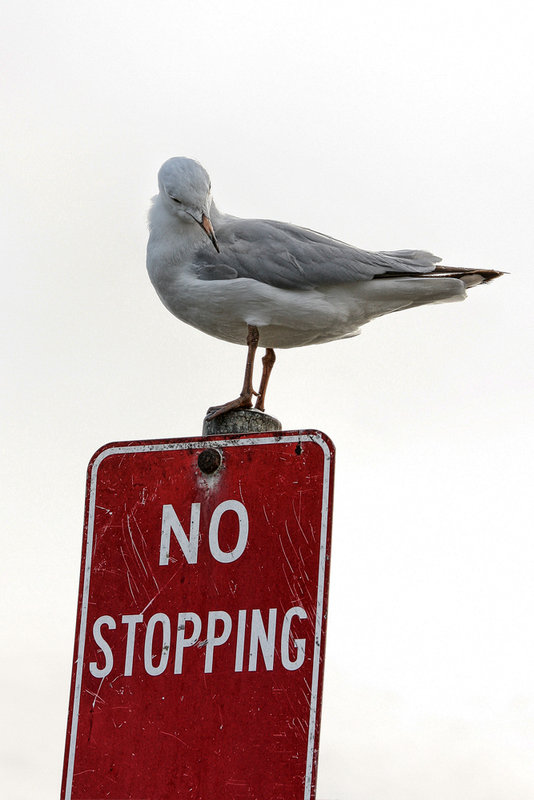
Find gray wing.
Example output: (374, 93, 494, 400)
(193, 264, 239, 281)
(195, 215, 441, 289)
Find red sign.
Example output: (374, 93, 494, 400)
(62, 430, 334, 800)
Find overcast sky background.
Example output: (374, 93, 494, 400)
(2, 1, 533, 798)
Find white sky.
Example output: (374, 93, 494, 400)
(2, 1, 533, 797)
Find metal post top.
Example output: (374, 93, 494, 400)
(202, 408, 283, 436)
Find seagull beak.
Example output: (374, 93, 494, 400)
(199, 213, 220, 253)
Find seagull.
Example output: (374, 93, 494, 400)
(147, 157, 502, 419)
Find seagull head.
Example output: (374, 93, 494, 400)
(157, 157, 219, 252)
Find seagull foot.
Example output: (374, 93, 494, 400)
(205, 393, 257, 421)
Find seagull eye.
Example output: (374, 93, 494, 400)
(171, 197, 182, 204)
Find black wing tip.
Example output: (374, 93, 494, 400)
(374, 265, 507, 285)
(434, 265, 507, 284)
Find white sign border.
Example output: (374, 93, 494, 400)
(64, 432, 333, 800)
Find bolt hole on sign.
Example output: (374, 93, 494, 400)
(61, 430, 335, 800)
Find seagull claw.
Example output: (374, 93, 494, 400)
(205, 393, 255, 421)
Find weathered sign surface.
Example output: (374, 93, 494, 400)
(62, 430, 335, 799)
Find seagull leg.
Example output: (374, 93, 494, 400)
(254, 348, 276, 412)
(205, 325, 260, 420)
